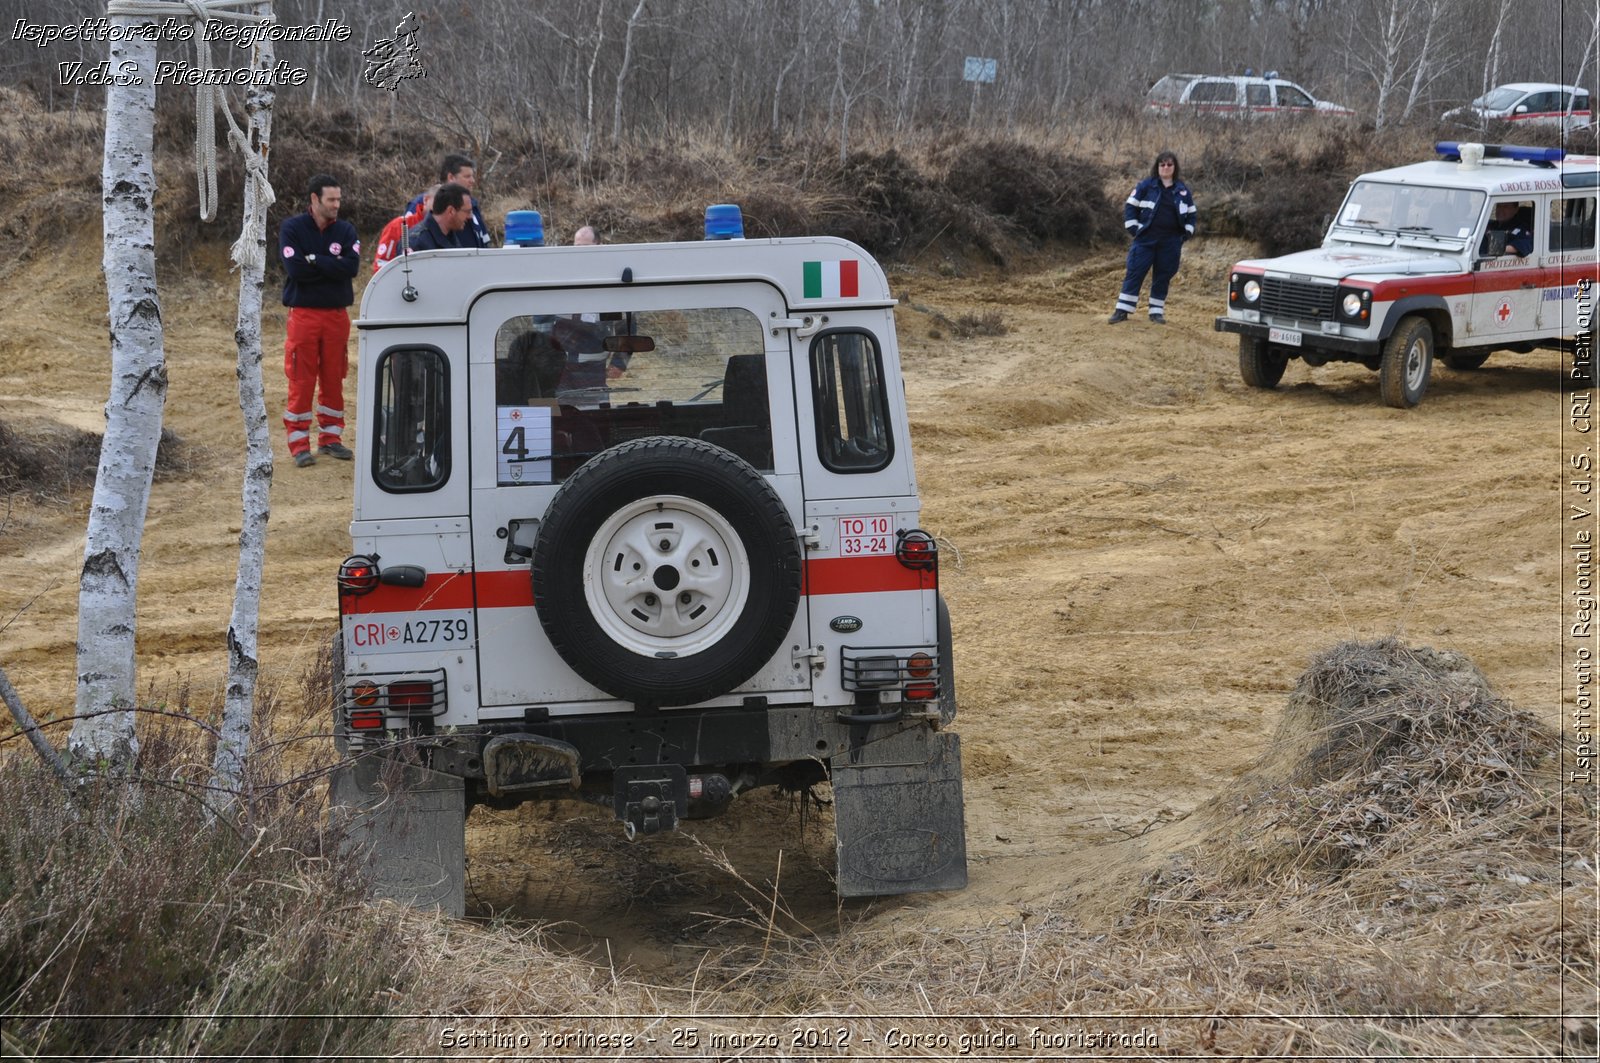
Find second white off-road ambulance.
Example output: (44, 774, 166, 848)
(1216, 142, 1596, 407)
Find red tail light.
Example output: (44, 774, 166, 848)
(906, 652, 934, 679)
(895, 529, 938, 572)
(348, 709, 385, 731)
(389, 681, 434, 708)
(905, 682, 937, 701)
(338, 554, 381, 597)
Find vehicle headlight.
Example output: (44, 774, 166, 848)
(1337, 286, 1372, 322)
(1241, 279, 1261, 303)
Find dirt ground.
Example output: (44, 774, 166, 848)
(0, 232, 1569, 966)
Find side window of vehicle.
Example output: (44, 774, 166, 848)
(1523, 91, 1559, 113)
(1189, 80, 1237, 104)
(1246, 84, 1271, 108)
(811, 331, 892, 473)
(374, 347, 450, 492)
(1276, 84, 1313, 108)
(1576, 92, 1593, 113)
(1550, 196, 1597, 252)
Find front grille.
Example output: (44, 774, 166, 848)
(1260, 277, 1338, 321)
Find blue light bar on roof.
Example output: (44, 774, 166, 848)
(505, 210, 544, 246)
(1435, 142, 1566, 165)
(704, 203, 744, 240)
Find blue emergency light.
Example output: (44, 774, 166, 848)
(505, 210, 545, 246)
(704, 203, 744, 240)
(1435, 142, 1565, 166)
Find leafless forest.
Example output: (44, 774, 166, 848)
(8, 0, 1598, 149)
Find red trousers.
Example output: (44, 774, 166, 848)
(283, 306, 350, 455)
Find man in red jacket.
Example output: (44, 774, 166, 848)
(373, 184, 437, 270)
(279, 174, 361, 467)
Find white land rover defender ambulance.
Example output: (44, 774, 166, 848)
(329, 209, 966, 914)
(1216, 143, 1597, 407)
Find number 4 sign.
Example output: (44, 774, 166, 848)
(496, 405, 554, 485)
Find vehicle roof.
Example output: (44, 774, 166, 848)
(1489, 81, 1586, 94)
(358, 235, 893, 327)
(1162, 72, 1306, 85)
(1356, 153, 1600, 194)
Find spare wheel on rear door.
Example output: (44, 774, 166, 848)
(531, 437, 803, 706)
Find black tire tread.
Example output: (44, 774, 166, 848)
(532, 437, 802, 706)
(1239, 336, 1287, 389)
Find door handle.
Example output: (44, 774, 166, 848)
(1520, 282, 1538, 289)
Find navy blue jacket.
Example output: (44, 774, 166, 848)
(1123, 176, 1197, 241)
(279, 213, 360, 308)
(408, 213, 474, 252)
(1487, 218, 1534, 257)
(407, 192, 492, 248)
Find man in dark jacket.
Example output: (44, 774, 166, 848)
(279, 174, 361, 467)
(405, 153, 492, 247)
(407, 183, 476, 252)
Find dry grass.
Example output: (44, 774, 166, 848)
(0, 418, 196, 502)
(11, 638, 1581, 1057)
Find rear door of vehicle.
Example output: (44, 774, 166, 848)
(465, 281, 813, 714)
(788, 310, 938, 708)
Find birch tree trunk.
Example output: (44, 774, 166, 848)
(610, 0, 647, 145)
(211, 7, 276, 813)
(70, 18, 164, 772)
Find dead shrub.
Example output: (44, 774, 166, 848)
(948, 310, 1011, 338)
(941, 138, 1116, 247)
(0, 418, 193, 501)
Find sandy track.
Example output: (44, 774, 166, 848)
(0, 235, 1567, 962)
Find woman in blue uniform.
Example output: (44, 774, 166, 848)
(1109, 151, 1197, 325)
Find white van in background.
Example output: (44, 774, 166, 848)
(1443, 83, 1592, 131)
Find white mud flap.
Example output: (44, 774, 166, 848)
(330, 758, 467, 917)
(831, 728, 967, 896)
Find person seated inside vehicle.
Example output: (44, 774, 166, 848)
(500, 321, 565, 401)
(1482, 201, 1534, 257)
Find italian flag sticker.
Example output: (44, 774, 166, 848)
(803, 259, 859, 299)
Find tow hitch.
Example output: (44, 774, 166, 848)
(614, 764, 688, 839)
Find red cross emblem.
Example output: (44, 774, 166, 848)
(1495, 301, 1513, 325)
(510, 409, 523, 421)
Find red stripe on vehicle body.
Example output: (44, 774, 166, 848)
(1368, 264, 1597, 302)
(476, 570, 536, 609)
(350, 556, 932, 617)
(344, 571, 474, 615)
(803, 554, 934, 596)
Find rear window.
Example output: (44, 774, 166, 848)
(492, 307, 772, 484)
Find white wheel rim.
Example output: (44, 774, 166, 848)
(1405, 338, 1428, 391)
(583, 494, 750, 655)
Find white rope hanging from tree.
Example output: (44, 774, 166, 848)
(104, 0, 277, 271)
